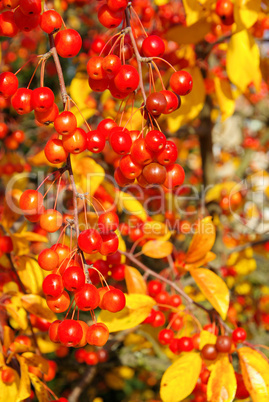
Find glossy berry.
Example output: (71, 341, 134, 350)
(62, 266, 85, 292)
(62, 128, 87, 154)
(142, 35, 165, 57)
(158, 329, 174, 345)
(55, 29, 82, 58)
(40, 209, 63, 233)
(42, 274, 63, 298)
(49, 320, 61, 343)
(46, 291, 70, 313)
(148, 280, 163, 297)
(78, 229, 102, 254)
(142, 163, 167, 185)
(131, 138, 154, 165)
(57, 320, 83, 347)
(85, 351, 98, 365)
(19, 190, 43, 216)
(0, 11, 19, 37)
(169, 338, 181, 354)
(160, 90, 180, 114)
(54, 111, 77, 135)
(111, 263, 125, 281)
(102, 288, 126, 312)
(99, 232, 119, 256)
(35, 103, 59, 125)
(12, 88, 33, 115)
(98, 5, 123, 29)
(87, 56, 106, 80)
(215, 0, 234, 25)
(1, 367, 15, 384)
(170, 71, 193, 96)
(75, 284, 100, 311)
(232, 328, 247, 343)
(40, 10, 62, 34)
(87, 130, 106, 153)
(13, 7, 40, 31)
(97, 118, 118, 140)
(114, 167, 135, 187)
(145, 130, 166, 153)
(156, 141, 178, 166)
(0, 72, 18, 98)
(163, 164, 185, 188)
(87, 323, 109, 346)
(45, 139, 68, 164)
(110, 128, 132, 155)
(0, 236, 13, 253)
(107, 0, 127, 11)
(152, 311, 166, 327)
(201, 344, 218, 360)
(215, 335, 232, 353)
(146, 92, 167, 116)
(102, 55, 121, 76)
(119, 155, 142, 179)
(31, 87, 55, 112)
(98, 211, 119, 233)
(20, 0, 41, 15)
(177, 337, 194, 352)
(114, 65, 139, 93)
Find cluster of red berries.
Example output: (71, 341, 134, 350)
(98, 0, 128, 29)
(0, 122, 25, 150)
(75, 347, 109, 365)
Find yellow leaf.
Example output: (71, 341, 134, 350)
(0, 368, 20, 402)
(160, 352, 202, 402)
(98, 294, 156, 332)
(117, 191, 147, 221)
(142, 220, 170, 238)
(238, 347, 269, 402)
(29, 373, 48, 402)
(167, 67, 205, 133)
(214, 78, 235, 121)
(234, 0, 261, 30)
(185, 217, 215, 264)
(22, 353, 49, 374)
(167, 19, 211, 44)
(70, 72, 92, 108)
(16, 356, 31, 402)
(207, 355, 237, 402)
(11, 231, 47, 256)
(69, 105, 95, 128)
(199, 330, 217, 350)
(125, 266, 147, 294)
(190, 268, 229, 320)
(182, 0, 212, 26)
(5, 304, 28, 330)
(142, 240, 173, 259)
(71, 153, 105, 196)
(227, 30, 261, 93)
(21, 294, 57, 322)
(3, 325, 15, 350)
(36, 335, 58, 354)
(16, 256, 45, 294)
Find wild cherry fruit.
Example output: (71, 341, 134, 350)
(62, 266, 85, 292)
(110, 128, 132, 155)
(232, 328, 247, 343)
(19, 190, 43, 215)
(45, 139, 68, 164)
(54, 111, 77, 136)
(99, 232, 119, 256)
(12, 88, 33, 115)
(98, 5, 123, 29)
(78, 229, 102, 254)
(163, 164, 185, 188)
(87, 323, 109, 346)
(40, 209, 63, 233)
(98, 211, 119, 233)
(46, 291, 70, 313)
(146, 92, 167, 116)
(75, 284, 100, 311)
(215, 335, 232, 353)
(31, 87, 55, 112)
(201, 344, 218, 360)
(142, 35, 165, 57)
(158, 329, 174, 345)
(114, 65, 139, 93)
(55, 29, 82, 58)
(145, 130, 166, 152)
(40, 10, 62, 34)
(131, 138, 154, 165)
(170, 71, 193, 96)
(57, 320, 83, 347)
(215, 0, 234, 25)
(0, 72, 18, 98)
(42, 274, 63, 298)
(87, 130, 106, 153)
(102, 288, 126, 312)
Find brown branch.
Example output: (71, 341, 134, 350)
(68, 367, 97, 402)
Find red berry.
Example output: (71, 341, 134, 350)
(78, 229, 102, 254)
(114, 65, 139, 93)
(201, 344, 218, 360)
(98, 211, 119, 233)
(148, 280, 162, 297)
(163, 164, 185, 189)
(31, 87, 55, 112)
(98, 4, 123, 29)
(0, 236, 13, 253)
(86, 130, 106, 153)
(42, 274, 63, 298)
(146, 92, 167, 116)
(160, 90, 180, 114)
(152, 311, 165, 327)
(20, 0, 41, 15)
(99, 232, 119, 256)
(102, 288, 126, 312)
(12, 88, 33, 115)
(62, 266, 85, 292)
(54, 111, 77, 136)
(45, 139, 68, 164)
(86, 323, 109, 346)
(145, 130, 166, 152)
(0, 72, 18, 98)
(97, 118, 117, 140)
(119, 155, 142, 179)
(75, 284, 100, 311)
(57, 320, 83, 347)
(87, 56, 106, 80)
(110, 128, 132, 155)
(170, 71, 193, 96)
(131, 138, 154, 165)
(0, 11, 19, 37)
(142, 163, 167, 185)
(156, 141, 178, 166)
(40, 10, 62, 34)
(55, 29, 82, 58)
(158, 328, 174, 345)
(232, 328, 247, 343)
(177, 336, 194, 352)
(62, 128, 87, 154)
(102, 55, 121, 76)
(142, 35, 165, 57)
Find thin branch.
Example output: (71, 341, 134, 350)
(68, 367, 97, 402)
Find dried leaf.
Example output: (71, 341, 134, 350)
(207, 355, 237, 402)
(190, 268, 229, 320)
(238, 346, 269, 402)
(5, 304, 28, 330)
(11, 231, 47, 256)
(29, 373, 49, 402)
(125, 266, 147, 295)
(16, 356, 31, 402)
(98, 294, 156, 332)
(22, 353, 49, 374)
(160, 352, 202, 402)
(142, 240, 173, 259)
(3, 325, 15, 350)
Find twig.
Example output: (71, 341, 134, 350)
(68, 367, 97, 402)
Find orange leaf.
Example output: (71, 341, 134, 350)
(185, 217, 215, 264)
(190, 268, 229, 320)
(142, 240, 173, 259)
(21, 294, 56, 322)
(238, 347, 269, 402)
(124, 266, 147, 295)
(207, 355, 236, 402)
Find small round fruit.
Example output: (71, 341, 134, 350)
(57, 319, 83, 347)
(98, 211, 119, 233)
(86, 323, 109, 346)
(170, 71, 193, 96)
(142, 35, 165, 57)
(102, 288, 126, 312)
(40, 209, 63, 233)
(232, 328, 247, 343)
(75, 284, 100, 311)
(55, 29, 82, 58)
(215, 335, 232, 353)
(201, 344, 218, 360)
(142, 163, 167, 185)
(78, 229, 102, 254)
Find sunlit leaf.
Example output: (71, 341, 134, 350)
(29, 373, 48, 402)
(22, 353, 49, 374)
(98, 294, 156, 332)
(167, 67, 205, 133)
(185, 216, 216, 264)
(11, 231, 47, 257)
(71, 153, 105, 196)
(28, 149, 63, 167)
(5, 304, 28, 330)
(166, 18, 211, 44)
(117, 191, 147, 221)
(190, 268, 229, 320)
(238, 347, 269, 402)
(234, 0, 261, 31)
(3, 325, 15, 350)
(0, 368, 19, 402)
(21, 294, 57, 322)
(182, 0, 213, 26)
(214, 78, 235, 121)
(160, 352, 202, 402)
(16, 356, 31, 402)
(16, 256, 46, 294)
(142, 240, 173, 259)
(125, 266, 147, 295)
(199, 330, 217, 350)
(207, 355, 236, 402)
(227, 30, 261, 93)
